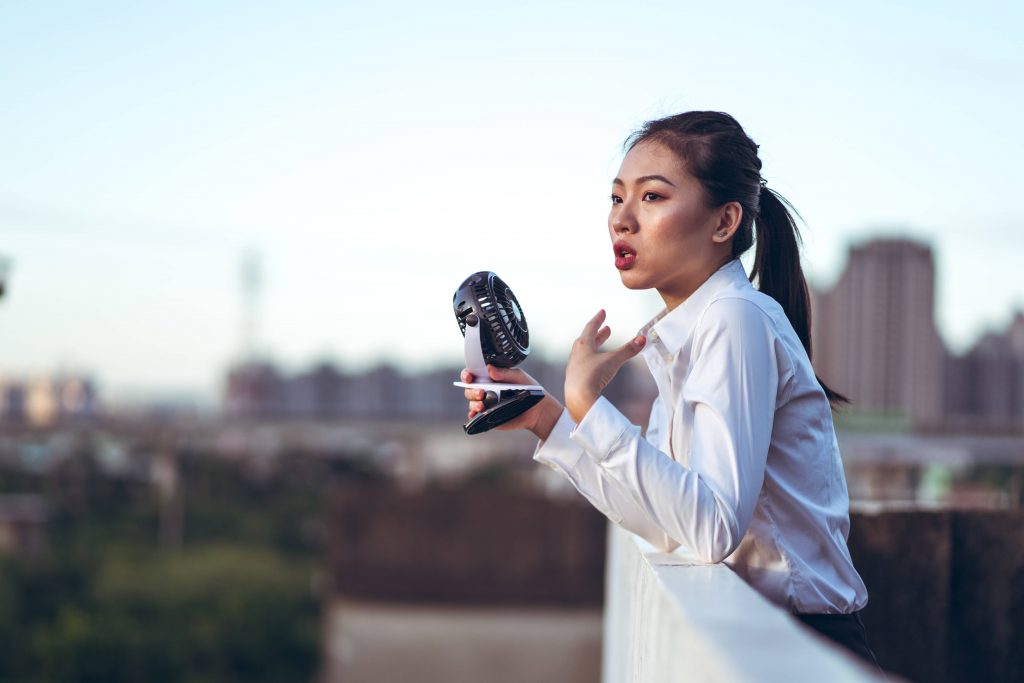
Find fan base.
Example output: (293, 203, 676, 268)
(462, 389, 545, 435)
(452, 381, 544, 391)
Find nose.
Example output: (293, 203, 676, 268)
(610, 204, 637, 234)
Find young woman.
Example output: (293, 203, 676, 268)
(460, 111, 881, 670)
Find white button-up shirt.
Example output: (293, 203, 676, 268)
(534, 258, 868, 614)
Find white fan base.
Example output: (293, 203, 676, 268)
(452, 381, 544, 392)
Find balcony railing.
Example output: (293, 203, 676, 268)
(602, 523, 887, 682)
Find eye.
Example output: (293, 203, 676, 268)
(643, 191, 663, 201)
(610, 193, 622, 204)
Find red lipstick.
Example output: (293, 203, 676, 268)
(613, 240, 637, 270)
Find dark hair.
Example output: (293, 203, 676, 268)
(625, 111, 849, 408)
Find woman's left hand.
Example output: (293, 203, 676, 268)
(565, 309, 647, 423)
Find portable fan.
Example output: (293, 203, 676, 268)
(451, 271, 545, 435)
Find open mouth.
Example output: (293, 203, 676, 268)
(614, 241, 637, 270)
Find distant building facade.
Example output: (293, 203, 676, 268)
(0, 375, 99, 427)
(811, 238, 945, 426)
(222, 355, 654, 423)
(943, 312, 1024, 431)
(811, 237, 1024, 432)
(225, 361, 489, 421)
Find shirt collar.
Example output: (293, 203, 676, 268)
(638, 258, 751, 358)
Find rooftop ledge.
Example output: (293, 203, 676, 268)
(602, 524, 891, 683)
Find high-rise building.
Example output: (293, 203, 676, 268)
(943, 311, 1024, 431)
(810, 238, 945, 426)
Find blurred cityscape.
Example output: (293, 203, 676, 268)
(811, 238, 1024, 433)
(2, 237, 1023, 682)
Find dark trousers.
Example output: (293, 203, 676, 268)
(794, 610, 885, 676)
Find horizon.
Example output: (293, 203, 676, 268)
(6, 229, 1022, 409)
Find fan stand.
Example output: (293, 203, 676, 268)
(452, 317, 544, 434)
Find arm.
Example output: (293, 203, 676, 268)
(533, 395, 680, 552)
(570, 298, 784, 563)
(461, 365, 677, 551)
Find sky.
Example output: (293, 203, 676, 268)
(2, 0, 1023, 404)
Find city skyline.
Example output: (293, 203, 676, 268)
(3, 228, 1023, 406)
(2, 1, 1022, 402)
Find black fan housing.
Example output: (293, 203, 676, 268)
(452, 271, 530, 367)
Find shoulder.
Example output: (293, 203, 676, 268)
(694, 293, 781, 343)
(691, 293, 798, 390)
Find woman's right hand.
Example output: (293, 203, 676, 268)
(461, 365, 563, 439)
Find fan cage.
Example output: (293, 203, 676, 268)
(452, 271, 531, 368)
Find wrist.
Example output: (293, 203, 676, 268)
(566, 394, 598, 425)
(529, 396, 563, 441)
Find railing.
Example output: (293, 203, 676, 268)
(602, 524, 887, 682)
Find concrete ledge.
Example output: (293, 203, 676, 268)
(603, 524, 888, 683)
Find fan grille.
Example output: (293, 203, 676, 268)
(453, 271, 530, 367)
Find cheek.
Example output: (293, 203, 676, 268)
(663, 208, 703, 243)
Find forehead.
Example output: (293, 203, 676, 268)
(617, 139, 688, 180)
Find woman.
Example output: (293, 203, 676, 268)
(461, 111, 881, 670)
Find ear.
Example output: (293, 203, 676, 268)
(711, 201, 743, 243)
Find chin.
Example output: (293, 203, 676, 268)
(617, 270, 649, 290)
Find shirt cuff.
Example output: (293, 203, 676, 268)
(569, 395, 633, 463)
(533, 406, 585, 471)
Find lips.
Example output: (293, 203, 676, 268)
(613, 240, 637, 270)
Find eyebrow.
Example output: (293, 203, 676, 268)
(612, 174, 677, 188)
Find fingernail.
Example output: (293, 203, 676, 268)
(634, 335, 646, 347)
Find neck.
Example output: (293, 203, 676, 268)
(658, 257, 734, 311)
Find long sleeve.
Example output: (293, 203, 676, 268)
(533, 400, 680, 552)
(569, 298, 784, 563)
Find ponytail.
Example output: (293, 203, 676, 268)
(752, 185, 850, 407)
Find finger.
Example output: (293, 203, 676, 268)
(612, 335, 647, 364)
(461, 369, 473, 383)
(487, 364, 542, 388)
(464, 388, 483, 400)
(578, 309, 606, 347)
(487, 364, 524, 384)
(595, 325, 612, 347)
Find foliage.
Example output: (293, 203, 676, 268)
(0, 449, 369, 682)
